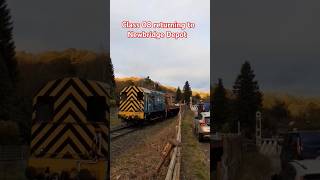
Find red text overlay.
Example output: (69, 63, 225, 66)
(121, 20, 196, 40)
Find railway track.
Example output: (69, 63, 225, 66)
(110, 124, 140, 140)
(110, 110, 181, 141)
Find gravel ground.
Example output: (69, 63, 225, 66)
(110, 116, 178, 180)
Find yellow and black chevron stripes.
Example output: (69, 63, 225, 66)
(31, 77, 110, 160)
(119, 86, 144, 112)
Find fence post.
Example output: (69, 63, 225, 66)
(256, 111, 262, 147)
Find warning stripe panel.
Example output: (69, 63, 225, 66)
(46, 131, 86, 157)
(33, 110, 93, 152)
(119, 86, 144, 112)
(31, 123, 53, 147)
(88, 81, 106, 96)
(43, 79, 63, 97)
(53, 102, 87, 124)
(123, 101, 143, 112)
(33, 124, 66, 155)
(31, 78, 109, 160)
(55, 144, 80, 159)
(96, 82, 111, 98)
(54, 87, 86, 109)
(80, 79, 99, 96)
(120, 100, 144, 111)
(72, 78, 92, 96)
(50, 78, 70, 96)
(34, 80, 56, 98)
(32, 123, 106, 159)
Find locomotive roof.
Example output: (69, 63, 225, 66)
(139, 87, 165, 94)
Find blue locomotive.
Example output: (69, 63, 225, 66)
(118, 86, 179, 121)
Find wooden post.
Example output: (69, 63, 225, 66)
(156, 143, 174, 173)
(172, 147, 180, 180)
(173, 114, 181, 180)
(165, 147, 177, 180)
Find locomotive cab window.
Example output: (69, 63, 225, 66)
(137, 92, 143, 101)
(36, 96, 54, 122)
(120, 92, 127, 100)
(87, 96, 107, 122)
(150, 95, 155, 102)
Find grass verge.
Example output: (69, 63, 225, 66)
(181, 109, 209, 180)
(110, 107, 122, 127)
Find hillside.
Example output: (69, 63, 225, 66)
(263, 92, 320, 117)
(16, 49, 114, 98)
(217, 88, 320, 118)
(115, 76, 210, 99)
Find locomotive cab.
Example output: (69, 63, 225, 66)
(27, 77, 111, 180)
(118, 86, 145, 120)
(118, 86, 166, 121)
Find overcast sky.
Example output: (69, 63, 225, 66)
(111, 0, 210, 92)
(214, 0, 320, 96)
(7, 0, 108, 52)
(9, 0, 320, 95)
(7, 0, 209, 92)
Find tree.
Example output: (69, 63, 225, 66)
(0, 53, 13, 120)
(269, 100, 290, 120)
(193, 93, 201, 104)
(155, 83, 161, 91)
(175, 86, 182, 102)
(0, 0, 18, 83)
(106, 56, 115, 89)
(183, 81, 192, 104)
(297, 102, 320, 130)
(263, 100, 290, 136)
(212, 78, 228, 131)
(233, 61, 262, 138)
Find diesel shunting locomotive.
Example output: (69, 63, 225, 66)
(118, 86, 179, 122)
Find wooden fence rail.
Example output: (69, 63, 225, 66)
(165, 105, 183, 180)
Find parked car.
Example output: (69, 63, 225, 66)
(193, 112, 210, 141)
(203, 102, 210, 112)
(278, 159, 320, 180)
(194, 102, 210, 117)
(280, 131, 320, 169)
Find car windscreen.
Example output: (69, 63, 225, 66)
(301, 132, 320, 145)
(205, 117, 210, 125)
(204, 103, 210, 112)
(304, 174, 320, 180)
